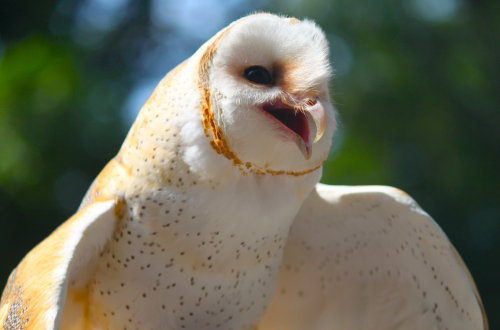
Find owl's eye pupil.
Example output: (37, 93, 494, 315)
(244, 66, 273, 85)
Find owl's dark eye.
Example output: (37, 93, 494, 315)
(243, 66, 273, 85)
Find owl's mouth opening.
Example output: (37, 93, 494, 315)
(263, 107, 309, 141)
(261, 101, 311, 158)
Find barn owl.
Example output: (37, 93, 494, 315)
(0, 13, 487, 330)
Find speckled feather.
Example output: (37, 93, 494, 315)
(259, 184, 487, 329)
(0, 13, 487, 330)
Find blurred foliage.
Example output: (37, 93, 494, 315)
(0, 0, 498, 327)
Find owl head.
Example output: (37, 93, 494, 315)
(124, 14, 336, 181)
(195, 13, 336, 175)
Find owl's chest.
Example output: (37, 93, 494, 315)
(87, 183, 300, 329)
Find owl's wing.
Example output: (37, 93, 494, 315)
(0, 200, 117, 329)
(259, 184, 487, 330)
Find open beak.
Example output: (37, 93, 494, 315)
(261, 97, 327, 159)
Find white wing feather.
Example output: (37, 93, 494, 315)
(0, 200, 116, 329)
(259, 184, 487, 330)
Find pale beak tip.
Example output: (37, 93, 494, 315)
(307, 100, 327, 144)
(313, 126, 325, 143)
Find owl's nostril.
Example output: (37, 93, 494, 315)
(306, 99, 317, 106)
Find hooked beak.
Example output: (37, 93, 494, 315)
(261, 97, 328, 159)
(305, 98, 327, 143)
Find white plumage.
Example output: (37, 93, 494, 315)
(0, 13, 487, 330)
(260, 185, 487, 329)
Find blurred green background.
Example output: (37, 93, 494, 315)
(0, 0, 498, 327)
